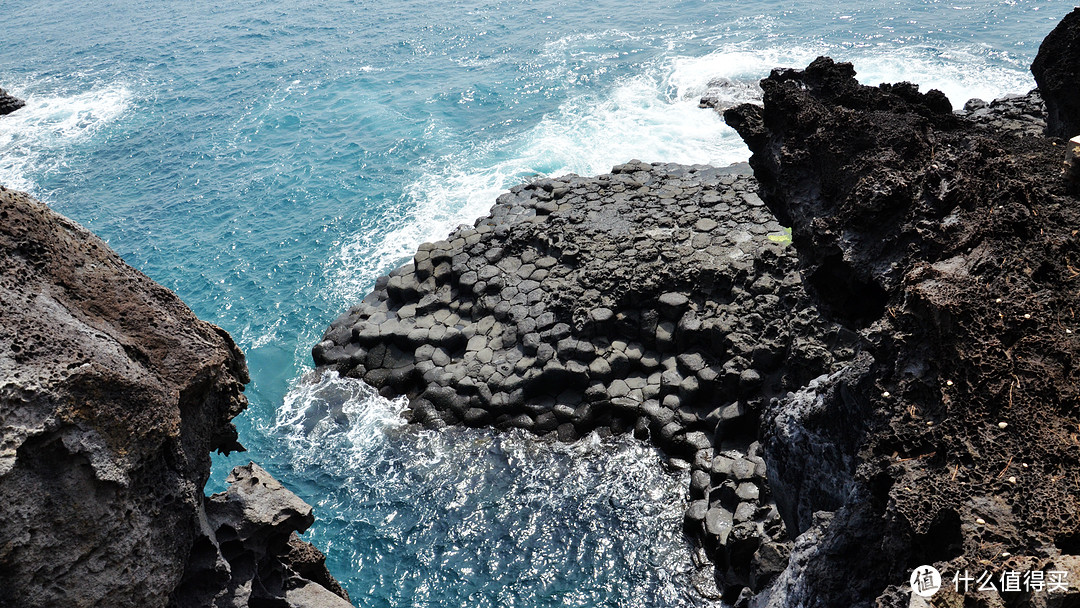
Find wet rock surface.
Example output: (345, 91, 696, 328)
(727, 56, 1080, 606)
(315, 161, 857, 600)
(0, 187, 351, 607)
(0, 87, 24, 117)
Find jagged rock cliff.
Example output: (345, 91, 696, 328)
(0, 187, 351, 607)
(726, 56, 1080, 606)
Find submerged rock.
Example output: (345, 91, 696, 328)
(0, 187, 351, 607)
(727, 55, 1080, 606)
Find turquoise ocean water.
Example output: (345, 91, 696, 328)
(0, 1, 1068, 604)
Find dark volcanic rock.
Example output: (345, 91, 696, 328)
(1032, 8, 1080, 138)
(171, 463, 352, 608)
(0, 186, 247, 606)
(0, 187, 351, 607)
(315, 161, 858, 600)
(0, 87, 24, 116)
(727, 57, 1080, 606)
(957, 89, 1046, 137)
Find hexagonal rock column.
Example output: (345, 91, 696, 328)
(315, 161, 858, 600)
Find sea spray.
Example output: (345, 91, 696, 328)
(0, 84, 133, 194)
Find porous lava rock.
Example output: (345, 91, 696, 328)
(726, 56, 1080, 606)
(0, 187, 351, 607)
(1032, 7, 1080, 138)
(314, 162, 858, 601)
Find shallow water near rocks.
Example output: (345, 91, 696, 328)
(0, 0, 1072, 604)
(276, 371, 702, 606)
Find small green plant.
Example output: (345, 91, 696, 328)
(767, 227, 792, 245)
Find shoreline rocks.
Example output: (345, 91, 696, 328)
(957, 89, 1046, 137)
(315, 45, 1080, 605)
(726, 55, 1080, 606)
(1032, 7, 1080, 138)
(0, 187, 352, 607)
(0, 87, 24, 117)
(171, 462, 352, 608)
(314, 161, 858, 601)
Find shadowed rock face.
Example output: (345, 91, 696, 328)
(1032, 7, 1080, 138)
(0, 187, 352, 608)
(727, 57, 1080, 606)
(171, 462, 353, 608)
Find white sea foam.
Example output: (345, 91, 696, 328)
(0, 84, 133, 194)
(665, 45, 826, 99)
(274, 370, 704, 607)
(666, 41, 1033, 110)
(324, 55, 742, 308)
(841, 45, 1034, 106)
(276, 370, 408, 462)
(324, 38, 1034, 318)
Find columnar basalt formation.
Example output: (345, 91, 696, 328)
(314, 162, 858, 600)
(726, 57, 1080, 606)
(0, 187, 351, 608)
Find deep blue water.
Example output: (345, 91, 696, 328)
(0, 0, 1069, 605)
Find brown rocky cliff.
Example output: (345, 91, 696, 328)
(0, 187, 351, 607)
(1, 185, 249, 607)
(725, 56, 1080, 606)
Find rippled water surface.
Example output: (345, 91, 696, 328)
(0, 0, 1071, 604)
(277, 371, 698, 606)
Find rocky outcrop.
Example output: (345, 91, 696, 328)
(171, 463, 352, 608)
(0, 187, 351, 607)
(314, 162, 857, 601)
(0, 87, 24, 116)
(699, 77, 762, 112)
(957, 89, 1046, 137)
(726, 56, 1080, 606)
(1032, 7, 1080, 138)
